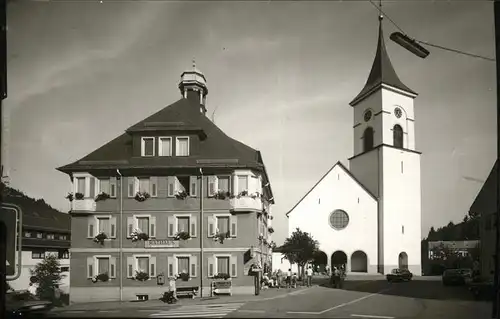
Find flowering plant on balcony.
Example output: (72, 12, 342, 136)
(212, 273, 230, 280)
(250, 192, 261, 199)
(268, 226, 274, 233)
(258, 233, 264, 241)
(130, 229, 149, 242)
(91, 272, 110, 283)
(263, 238, 268, 245)
(75, 192, 84, 200)
(214, 190, 230, 200)
(269, 241, 276, 249)
(95, 192, 110, 202)
(93, 232, 108, 245)
(65, 192, 74, 202)
(174, 231, 191, 241)
(175, 190, 188, 200)
(269, 215, 274, 220)
(135, 191, 150, 202)
(213, 230, 231, 244)
(178, 271, 190, 281)
(135, 270, 149, 281)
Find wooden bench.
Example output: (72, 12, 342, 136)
(176, 286, 199, 299)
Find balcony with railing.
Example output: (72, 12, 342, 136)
(229, 191, 263, 212)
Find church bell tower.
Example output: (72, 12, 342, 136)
(179, 59, 208, 115)
(348, 12, 423, 276)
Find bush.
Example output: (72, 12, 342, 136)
(30, 255, 64, 304)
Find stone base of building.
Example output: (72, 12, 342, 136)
(69, 285, 256, 303)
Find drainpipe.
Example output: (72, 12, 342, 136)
(199, 168, 204, 298)
(116, 169, 123, 302)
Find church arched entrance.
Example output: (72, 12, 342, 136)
(350, 250, 368, 273)
(398, 252, 408, 270)
(331, 251, 347, 268)
(312, 250, 328, 274)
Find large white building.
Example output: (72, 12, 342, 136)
(286, 16, 422, 276)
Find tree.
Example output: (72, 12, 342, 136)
(281, 228, 319, 278)
(30, 255, 64, 304)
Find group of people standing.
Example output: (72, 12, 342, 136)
(330, 264, 346, 288)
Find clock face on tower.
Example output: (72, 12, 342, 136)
(394, 107, 403, 119)
(363, 110, 372, 122)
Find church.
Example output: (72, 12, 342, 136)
(286, 15, 422, 276)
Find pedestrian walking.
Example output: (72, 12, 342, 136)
(276, 269, 282, 289)
(333, 266, 341, 288)
(306, 265, 313, 287)
(286, 268, 292, 288)
(168, 275, 178, 301)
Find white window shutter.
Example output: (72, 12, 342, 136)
(150, 177, 158, 197)
(208, 176, 218, 197)
(110, 257, 117, 278)
(167, 256, 175, 277)
(149, 216, 156, 238)
(87, 217, 96, 238)
(87, 256, 94, 278)
(230, 215, 238, 237)
(207, 216, 215, 237)
(127, 177, 135, 197)
(189, 176, 198, 197)
(190, 255, 198, 278)
(230, 255, 238, 278)
(208, 256, 215, 277)
(110, 217, 117, 239)
(127, 217, 134, 238)
(167, 177, 175, 197)
(190, 216, 197, 238)
(174, 177, 182, 192)
(127, 257, 134, 278)
(167, 216, 175, 237)
(150, 256, 157, 277)
(110, 177, 117, 197)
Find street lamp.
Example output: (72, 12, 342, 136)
(390, 2, 500, 318)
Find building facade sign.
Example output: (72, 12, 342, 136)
(144, 239, 180, 249)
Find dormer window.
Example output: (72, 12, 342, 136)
(159, 137, 172, 156)
(141, 137, 155, 157)
(176, 137, 190, 156)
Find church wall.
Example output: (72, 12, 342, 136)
(287, 164, 378, 274)
(352, 90, 383, 155)
(349, 149, 381, 198)
(381, 147, 422, 275)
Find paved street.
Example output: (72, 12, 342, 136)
(47, 277, 492, 319)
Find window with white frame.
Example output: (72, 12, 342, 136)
(76, 177, 85, 195)
(237, 175, 248, 194)
(175, 137, 189, 156)
(97, 217, 111, 235)
(216, 256, 230, 275)
(177, 256, 190, 275)
(159, 137, 172, 156)
(138, 178, 150, 194)
(137, 217, 150, 235)
(177, 216, 190, 233)
(141, 137, 155, 157)
(32, 249, 45, 259)
(24, 232, 31, 238)
(58, 250, 70, 259)
(100, 178, 110, 195)
(217, 176, 231, 193)
(216, 216, 230, 235)
(46, 233, 55, 240)
(136, 256, 150, 273)
(97, 257, 110, 275)
(36, 232, 43, 239)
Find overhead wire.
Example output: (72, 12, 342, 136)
(367, 0, 495, 62)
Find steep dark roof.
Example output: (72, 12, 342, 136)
(56, 97, 275, 203)
(2, 184, 71, 233)
(285, 161, 377, 217)
(469, 160, 498, 215)
(350, 19, 417, 107)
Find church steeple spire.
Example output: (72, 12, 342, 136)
(349, 9, 417, 107)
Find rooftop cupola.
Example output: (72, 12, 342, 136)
(179, 59, 208, 115)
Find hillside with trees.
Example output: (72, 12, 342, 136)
(425, 212, 480, 242)
(1, 181, 65, 215)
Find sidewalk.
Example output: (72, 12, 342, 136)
(50, 284, 318, 312)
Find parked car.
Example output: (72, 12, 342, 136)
(468, 280, 494, 301)
(442, 269, 466, 286)
(5, 290, 54, 318)
(386, 268, 413, 282)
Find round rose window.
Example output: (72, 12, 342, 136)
(329, 210, 349, 230)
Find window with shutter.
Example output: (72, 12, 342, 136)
(190, 216, 197, 238)
(168, 216, 175, 237)
(110, 177, 117, 198)
(127, 257, 134, 278)
(150, 177, 158, 197)
(87, 217, 96, 238)
(100, 179, 110, 195)
(76, 177, 86, 195)
(128, 177, 135, 197)
(87, 256, 94, 278)
(89, 178, 96, 198)
(189, 176, 198, 197)
(167, 177, 175, 197)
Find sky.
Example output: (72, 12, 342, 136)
(2, 1, 496, 245)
